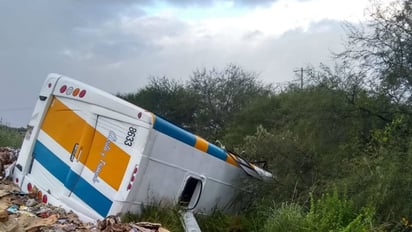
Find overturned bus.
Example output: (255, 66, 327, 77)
(12, 73, 272, 222)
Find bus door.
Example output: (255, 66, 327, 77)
(63, 114, 97, 196)
(29, 97, 97, 198)
(66, 115, 136, 215)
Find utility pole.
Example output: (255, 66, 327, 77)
(293, 67, 304, 89)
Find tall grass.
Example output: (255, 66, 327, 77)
(305, 189, 374, 232)
(262, 202, 306, 232)
(121, 204, 184, 232)
(120, 188, 376, 232)
(122, 204, 261, 232)
(196, 209, 256, 232)
(262, 189, 375, 232)
(0, 124, 24, 148)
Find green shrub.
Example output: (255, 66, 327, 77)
(305, 189, 374, 232)
(263, 202, 307, 232)
(261, 189, 375, 232)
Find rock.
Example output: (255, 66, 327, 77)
(0, 209, 9, 222)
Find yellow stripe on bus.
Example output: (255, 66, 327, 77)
(41, 97, 129, 190)
(87, 132, 129, 190)
(194, 136, 208, 152)
(226, 153, 239, 167)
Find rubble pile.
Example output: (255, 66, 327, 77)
(0, 147, 18, 179)
(0, 148, 170, 232)
(96, 216, 168, 232)
(0, 179, 92, 232)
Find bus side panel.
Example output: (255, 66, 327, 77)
(126, 130, 248, 213)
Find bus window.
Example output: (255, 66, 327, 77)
(179, 177, 203, 210)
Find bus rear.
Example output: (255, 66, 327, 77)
(12, 74, 152, 221)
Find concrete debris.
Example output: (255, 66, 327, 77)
(0, 148, 170, 232)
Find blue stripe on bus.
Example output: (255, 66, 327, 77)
(33, 141, 69, 182)
(33, 140, 112, 217)
(153, 116, 196, 146)
(206, 143, 227, 161)
(153, 115, 228, 161)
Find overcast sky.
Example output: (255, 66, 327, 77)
(0, 0, 373, 127)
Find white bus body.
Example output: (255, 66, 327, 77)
(12, 73, 272, 221)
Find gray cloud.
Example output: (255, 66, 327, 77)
(234, 0, 278, 7)
(0, 1, 350, 127)
(137, 0, 277, 7)
(243, 30, 265, 40)
(0, 0, 144, 126)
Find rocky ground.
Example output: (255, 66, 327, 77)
(0, 147, 169, 232)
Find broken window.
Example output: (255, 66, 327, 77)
(179, 177, 202, 210)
